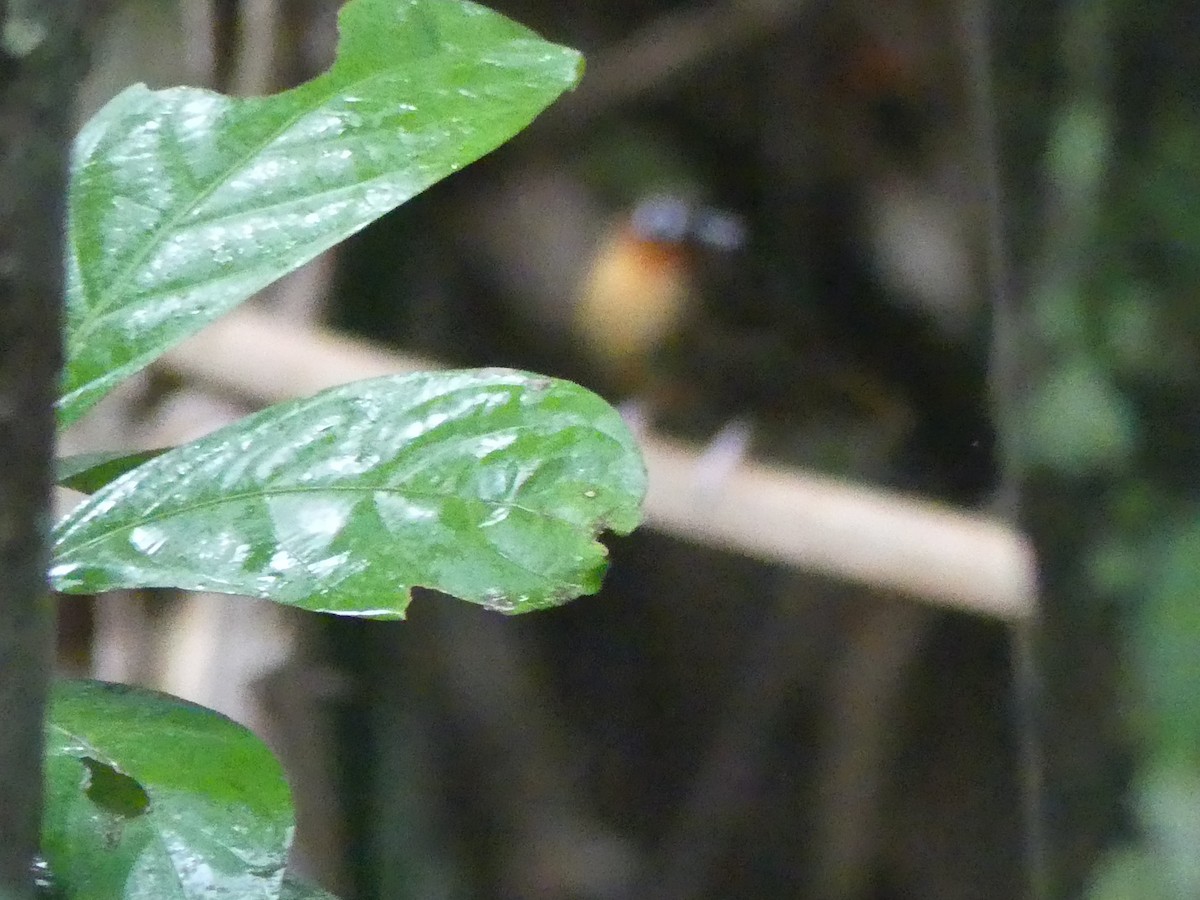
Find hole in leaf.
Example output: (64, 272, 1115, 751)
(80, 756, 150, 818)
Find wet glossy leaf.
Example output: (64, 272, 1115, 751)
(43, 680, 293, 900)
(51, 370, 646, 617)
(61, 0, 582, 426)
(56, 449, 168, 494)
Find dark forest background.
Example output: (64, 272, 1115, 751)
(45, 1, 1200, 897)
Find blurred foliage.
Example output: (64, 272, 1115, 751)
(1002, 0, 1200, 894)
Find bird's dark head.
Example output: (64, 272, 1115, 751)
(628, 194, 747, 253)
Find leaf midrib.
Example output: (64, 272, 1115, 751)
(54, 481, 582, 561)
(69, 61, 409, 354)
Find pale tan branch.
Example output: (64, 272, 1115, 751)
(165, 306, 1037, 621)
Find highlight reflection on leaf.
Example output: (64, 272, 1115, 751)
(43, 680, 292, 898)
(52, 370, 646, 618)
(61, 0, 582, 426)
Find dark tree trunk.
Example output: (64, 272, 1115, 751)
(0, 1, 89, 893)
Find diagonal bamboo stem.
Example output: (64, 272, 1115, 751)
(163, 305, 1037, 622)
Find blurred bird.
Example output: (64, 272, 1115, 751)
(572, 195, 745, 409)
(573, 195, 693, 400)
(571, 195, 756, 488)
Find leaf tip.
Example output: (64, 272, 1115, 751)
(569, 51, 586, 89)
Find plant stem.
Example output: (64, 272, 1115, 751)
(0, 1, 89, 893)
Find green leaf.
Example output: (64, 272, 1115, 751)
(1023, 357, 1137, 474)
(280, 874, 342, 900)
(43, 680, 293, 899)
(51, 370, 646, 617)
(56, 449, 168, 494)
(1088, 848, 1175, 900)
(1137, 763, 1200, 897)
(61, 0, 583, 427)
(1135, 520, 1200, 756)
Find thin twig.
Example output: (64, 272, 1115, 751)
(179, 0, 217, 87)
(232, 0, 280, 95)
(958, 0, 1047, 896)
(542, 0, 810, 136)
